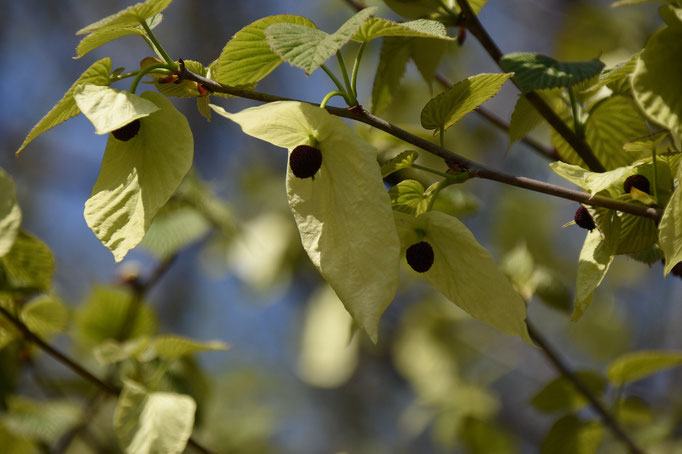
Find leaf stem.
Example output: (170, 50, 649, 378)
(568, 87, 584, 140)
(350, 42, 367, 99)
(321, 64, 350, 99)
(129, 62, 171, 94)
(336, 52, 358, 106)
(180, 67, 662, 221)
(112, 69, 173, 82)
(454, 0, 605, 172)
(140, 19, 177, 69)
(527, 321, 644, 454)
(652, 146, 659, 203)
(320, 90, 349, 109)
(412, 164, 452, 179)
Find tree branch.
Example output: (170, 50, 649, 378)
(184, 69, 661, 222)
(527, 321, 645, 454)
(454, 0, 606, 172)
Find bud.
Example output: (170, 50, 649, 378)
(289, 145, 322, 179)
(574, 206, 596, 231)
(623, 175, 650, 195)
(406, 241, 434, 273)
(112, 119, 141, 141)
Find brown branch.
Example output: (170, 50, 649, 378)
(454, 0, 606, 172)
(527, 321, 645, 454)
(184, 69, 661, 222)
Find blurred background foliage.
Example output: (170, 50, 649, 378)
(0, 0, 681, 453)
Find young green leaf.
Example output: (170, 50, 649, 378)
(585, 52, 640, 95)
(607, 350, 682, 385)
(153, 335, 229, 359)
(530, 371, 607, 414)
(214, 15, 316, 87)
(84, 92, 193, 262)
(381, 150, 419, 177)
(93, 337, 151, 365)
(21, 295, 68, 337)
(74, 85, 159, 134)
(632, 27, 682, 144)
(211, 101, 400, 342)
(0, 168, 22, 258)
(421, 73, 513, 132)
(371, 37, 412, 114)
(572, 229, 615, 321)
(540, 415, 603, 454)
(114, 380, 196, 454)
(389, 180, 429, 215)
(500, 52, 604, 92)
(75, 15, 162, 59)
(77, 0, 172, 35)
(352, 17, 452, 42)
(549, 161, 635, 196)
(0, 231, 55, 292)
(393, 211, 532, 343)
(659, 179, 682, 276)
(153, 60, 206, 98)
(141, 205, 210, 259)
(16, 58, 112, 154)
(509, 95, 544, 146)
(2, 396, 80, 445)
(265, 7, 376, 75)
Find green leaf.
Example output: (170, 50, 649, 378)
(607, 350, 682, 385)
(541, 415, 603, 454)
(381, 150, 419, 177)
(0, 231, 54, 292)
(0, 168, 22, 258)
(500, 53, 605, 92)
(384, 0, 488, 19)
(611, 0, 676, 6)
(214, 15, 316, 86)
(74, 85, 159, 134)
(84, 91, 193, 262)
(615, 396, 653, 425)
(77, 0, 172, 35)
(114, 380, 196, 454)
(633, 27, 682, 141)
(509, 95, 543, 146)
(93, 337, 151, 365)
(585, 95, 650, 169)
(394, 211, 531, 342)
(1, 396, 80, 444)
(549, 161, 635, 196)
(389, 180, 429, 215)
(660, 5, 682, 31)
(573, 229, 615, 321)
(265, 7, 376, 75)
(371, 37, 412, 114)
(411, 38, 450, 86)
(74, 285, 157, 346)
(152, 60, 206, 98)
(0, 426, 37, 454)
(586, 52, 640, 95)
(153, 335, 229, 359)
(533, 267, 573, 313)
(353, 17, 452, 42)
(141, 205, 210, 259)
(211, 101, 400, 342)
(530, 371, 607, 414)
(75, 15, 162, 59)
(16, 58, 112, 154)
(659, 183, 682, 275)
(21, 296, 68, 337)
(421, 73, 513, 132)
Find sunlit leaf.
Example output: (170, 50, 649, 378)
(152, 60, 206, 98)
(371, 37, 412, 114)
(531, 371, 606, 413)
(153, 335, 229, 359)
(381, 150, 419, 177)
(84, 91, 193, 262)
(389, 179, 429, 215)
(607, 350, 682, 385)
(93, 337, 151, 365)
(21, 296, 68, 337)
(394, 211, 531, 342)
(75, 15, 162, 59)
(659, 174, 682, 275)
(77, 0, 172, 35)
(141, 205, 210, 259)
(384, 0, 487, 19)
(265, 8, 376, 74)
(74, 85, 159, 134)
(1, 396, 80, 444)
(632, 26, 682, 141)
(500, 52, 604, 92)
(585, 52, 640, 95)
(211, 101, 400, 342)
(421, 73, 512, 132)
(114, 380, 196, 454)
(572, 229, 615, 321)
(0, 231, 54, 292)
(353, 17, 452, 42)
(16, 58, 112, 154)
(0, 168, 21, 258)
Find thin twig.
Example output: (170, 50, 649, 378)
(182, 68, 661, 222)
(454, 0, 606, 172)
(527, 321, 645, 454)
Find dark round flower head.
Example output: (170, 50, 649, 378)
(289, 145, 322, 179)
(574, 205, 596, 231)
(623, 175, 650, 195)
(112, 119, 141, 141)
(406, 241, 434, 273)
